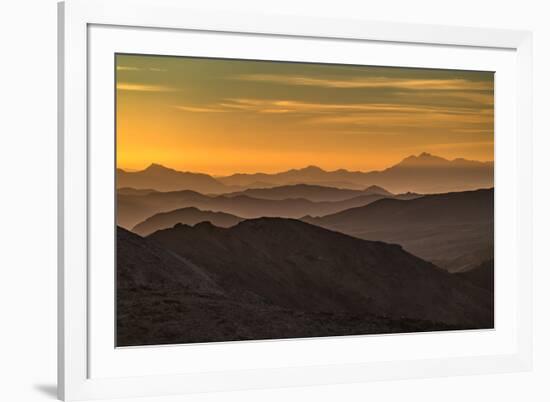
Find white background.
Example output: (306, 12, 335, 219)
(0, 0, 547, 401)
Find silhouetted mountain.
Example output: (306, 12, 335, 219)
(118, 189, 212, 229)
(303, 189, 493, 272)
(217, 165, 359, 189)
(117, 187, 158, 196)
(117, 189, 407, 229)
(117, 226, 222, 294)
(456, 259, 494, 292)
(363, 153, 494, 193)
(117, 153, 492, 194)
(117, 226, 232, 346)
(148, 218, 493, 327)
(222, 183, 393, 202)
(117, 220, 493, 346)
(117, 164, 230, 193)
(217, 153, 493, 193)
(364, 185, 393, 196)
(132, 207, 244, 236)
(397, 152, 451, 167)
(117, 231, 456, 346)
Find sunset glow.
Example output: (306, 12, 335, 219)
(116, 54, 494, 175)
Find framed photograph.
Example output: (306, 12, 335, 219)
(58, 0, 533, 400)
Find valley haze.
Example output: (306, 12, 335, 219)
(116, 153, 494, 345)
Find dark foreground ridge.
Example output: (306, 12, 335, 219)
(117, 219, 493, 346)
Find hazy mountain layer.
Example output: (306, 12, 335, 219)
(117, 153, 493, 194)
(303, 189, 493, 272)
(132, 207, 244, 236)
(218, 153, 493, 194)
(221, 184, 393, 202)
(117, 188, 413, 229)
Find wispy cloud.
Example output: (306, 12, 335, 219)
(451, 128, 494, 134)
(116, 83, 176, 92)
(235, 74, 493, 91)
(174, 105, 225, 113)
(116, 66, 141, 71)
(307, 112, 492, 128)
(210, 98, 493, 131)
(220, 98, 488, 116)
(393, 90, 494, 106)
(116, 66, 168, 72)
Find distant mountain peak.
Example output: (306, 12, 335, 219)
(117, 163, 229, 193)
(398, 152, 450, 166)
(364, 185, 391, 193)
(144, 163, 173, 172)
(301, 165, 325, 172)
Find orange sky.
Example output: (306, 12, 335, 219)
(116, 54, 494, 175)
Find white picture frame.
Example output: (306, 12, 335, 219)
(58, 0, 533, 400)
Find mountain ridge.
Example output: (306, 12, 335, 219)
(147, 217, 493, 327)
(117, 153, 493, 193)
(118, 222, 489, 346)
(117, 187, 417, 229)
(117, 164, 229, 193)
(220, 183, 394, 202)
(132, 207, 244, 236)
(302, 188, 494, 272)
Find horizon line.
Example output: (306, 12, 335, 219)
(117, 152, 495, 176)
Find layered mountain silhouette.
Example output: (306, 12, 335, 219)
(132, 207, 244, 236)
(118, 186, 418, 229)
(218, 165, 365, 190)
(117, 219, 493, 346)
(117, 153, 493, 194)
(222, 183, 393, 202)
(363, 153, 494, 193)
(116, 153, 494, 346)
(303, 189, 493, 272)
(117, 164, 230, 193)
(218, 153, 493, 194)
(117, 187, 157, 196)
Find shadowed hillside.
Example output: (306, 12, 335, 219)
(148, 218, 493, 327)
(456, 259, 494, 292)
(117, 220, 493, 346)
(303, 189, 493, 272)
(117, 226, 223, 294)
